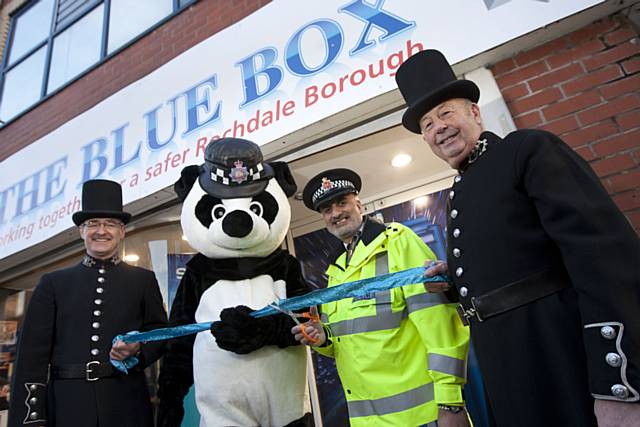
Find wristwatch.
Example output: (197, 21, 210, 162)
(438, 404, 464, 414)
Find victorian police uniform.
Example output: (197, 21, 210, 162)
(9, 180, 167, 427)
(302, 169, 470, 426)
(396, 49, 640, 426)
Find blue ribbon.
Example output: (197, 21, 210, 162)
(110, 267, 447, 372)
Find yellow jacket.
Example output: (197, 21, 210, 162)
(315, 220, 470, 426)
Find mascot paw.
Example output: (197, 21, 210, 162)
(211, 305, 267, 354)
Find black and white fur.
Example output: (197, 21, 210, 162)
(157, 163, 311, 427)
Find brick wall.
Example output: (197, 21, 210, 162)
(490, 13, 640, 233)
(0, 0, 271, 160)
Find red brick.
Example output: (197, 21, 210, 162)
(562, 64, 624, 96)
(501, 83, 530, 103)
(547, 39, 605, 69)
(495, 61, 549, 89)
(568, 18, 619, 44)
(612, 190, 640, 211)
(617, 110, 640, 131)
(562, 120, 618, 148)
(609, 169, 640, 193)
(583, 41, 640, 71)
(542, 91, 602, 121)
(508, 88, 563, 116)
(575, 146, 596, 162)
(514, 111, 543, 128)
(604, 28, 638, 46)
(578, 95, 640, 125)
(590, 154, 636, 177)
(529, 63, 583, 92)
(491, 57, 517, 76)
(541, 116, 580, 135)
(514, 38, 571, 67)
(600, 74, 640, 100)
(594, 129, 640, 156)
(622, 57, 640, 74)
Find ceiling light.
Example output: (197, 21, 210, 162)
(391, 153, 412, 168)
(124, 254, 140, 262)
(413, 196, 429, 208)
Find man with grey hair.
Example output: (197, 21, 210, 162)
(396, 49, 639, 426)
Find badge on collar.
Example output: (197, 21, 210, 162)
(230, 160, 249, 184)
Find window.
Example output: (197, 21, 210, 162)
(0, 0, 196, 124)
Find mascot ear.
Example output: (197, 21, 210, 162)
(174, 165, 201, 201)
(271, 162, 297, 198)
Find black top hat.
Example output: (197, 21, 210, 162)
(395, 49, 480, 134)
(199, 137, 275, 199)
(302, 168, 361, 211)
(72, 179, 131, 225)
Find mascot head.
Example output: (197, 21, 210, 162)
(174, 137, 297, 259)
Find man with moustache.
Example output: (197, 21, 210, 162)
(395, 49, 640, 426)
(292, 168, 471, 427)
(9, 179, 167, 427)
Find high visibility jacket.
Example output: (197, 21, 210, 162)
(315, 220, 469, 426)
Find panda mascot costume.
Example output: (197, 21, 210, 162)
(157, 137, 312, 427)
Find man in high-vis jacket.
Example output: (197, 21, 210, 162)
(293, 168, 471, 427)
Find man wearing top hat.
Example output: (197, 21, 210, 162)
(292, 169, 471, 426)
(9, 179, 167, 427)
(394, 49, 640, 426)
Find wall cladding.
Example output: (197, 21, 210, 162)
(0, 0, 271, 160)
(490, 12, 640, 232)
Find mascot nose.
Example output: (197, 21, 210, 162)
(222, 210, 254, 238)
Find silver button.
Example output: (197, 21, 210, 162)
(29, 397, 37, 405)
(97, 277, 105, 283)
(29, 412, 38, 420)
(91, 335, 100, 342)
(92, 322, 100, 329)
(93, 310, 102, 316)
(606, 353, 622, 367)
(450, 209, 458, 219)
(611, 384, 629, 399)
(449, 190, 455, 200)
(94, 299, 102, 305)
(459, 286, 468, 297)
(453, 248, 461, 258)
(454, 175, 462, 183)
(455, 267, 464, 277)
(601, 326, 616, 340)
(453, 228, 461, 238)
(29, 384, 37, 391)
(99, 268, 106, 274)
(91, 349, 100, 356)
(96, 287, 104, 294)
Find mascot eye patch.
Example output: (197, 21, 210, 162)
(196, 194, 223, 228)
(252, 192, 278, 225)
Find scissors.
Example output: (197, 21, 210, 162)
(268, 304, 321, 344)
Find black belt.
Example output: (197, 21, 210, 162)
(51, 362, 115, 381)
(457, 268, 570, 325)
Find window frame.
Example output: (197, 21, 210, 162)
(0, 0, 196, 127)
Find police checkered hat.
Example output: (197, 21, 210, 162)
(199, 137, 274, 199)
(302, 168, 361, 211)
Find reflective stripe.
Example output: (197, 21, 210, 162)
(320, 313, 329, 323)
(428, 353, 466, 379)
(330, 308, 405, 336)
(419, 422, 439, 427)
(348, 382, 434, 418)
(375, 253, 389, 275)
(406, 292, 450, 313)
